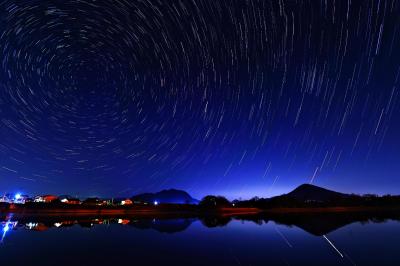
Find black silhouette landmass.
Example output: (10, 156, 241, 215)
(2, 183, 400, 237)
(281, 183, 349, 201)
(232, 183, 400, 209)
(131, 189, 199, 204)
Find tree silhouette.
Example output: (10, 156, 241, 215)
(199, 195, 231, 208)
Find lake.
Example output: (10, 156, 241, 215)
(0, 214, 399, 265)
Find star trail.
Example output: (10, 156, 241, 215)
(0, 0, 399, 199)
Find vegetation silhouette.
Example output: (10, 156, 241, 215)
(199, 195, 231, 208)
(200, 216, 232, 227)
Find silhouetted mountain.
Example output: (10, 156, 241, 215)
(130, 218, 195, 233)
(281, 184, 349, 202)
(131, 189, 199, 204)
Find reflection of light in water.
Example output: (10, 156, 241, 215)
(118, 219, 130, 225)
(3, 222, 10, 233)
(26, 222, 38, 230)
(1, 220, 18, 243)
(323, 235, 344, 258)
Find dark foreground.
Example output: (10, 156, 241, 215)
(1, 209, 400, 266)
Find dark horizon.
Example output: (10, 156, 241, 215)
(4, 177, 400, 201)
(4, 183, 400, 202)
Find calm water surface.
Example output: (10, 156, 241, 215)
(0, 215, 399, 265)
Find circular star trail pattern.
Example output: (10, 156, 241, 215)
(0, 0, 399, 198)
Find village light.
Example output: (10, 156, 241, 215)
(153, 201, 159, 206)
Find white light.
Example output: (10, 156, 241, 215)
(15, 193, 22, 200)
(26, 222, 38, 230)
(3, 224, 10, 233)
(154, 201, 159, 206)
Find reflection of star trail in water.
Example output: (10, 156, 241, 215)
(323, 234, 357, 265)
(0, 1, 399, 198)
(323, 234, 344, 258)
(0, 215, 397, 265)
(275, 226, 293, 248)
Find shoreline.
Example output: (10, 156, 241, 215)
(261, 206, 400, 214)
(2, 204, 400, 218)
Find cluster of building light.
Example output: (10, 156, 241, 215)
(0, 193, 26, 204)
(1, 192, 162, 207)
(121, 199, 133, 205)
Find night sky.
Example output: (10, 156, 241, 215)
(0, 0, 399, 200)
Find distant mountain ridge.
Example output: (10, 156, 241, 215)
(131, 189, 199, 204)
(130, 184, 348, 205)
(279, 184, 350, 202)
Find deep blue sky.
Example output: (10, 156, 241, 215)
(0, 0, 399, 200)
